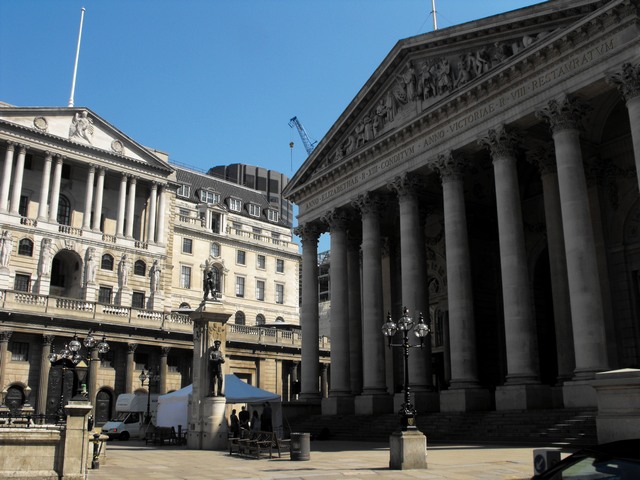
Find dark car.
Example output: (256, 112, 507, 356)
(532, 439, 640, 479)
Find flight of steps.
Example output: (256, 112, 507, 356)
(286, 409, 597, 446)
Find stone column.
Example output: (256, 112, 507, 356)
(83, 165, 95, 230)
(320, 363, 329, 398)
(346, 232, 363, 397)
(433, 152, 490, 411)
(528, 145, 575, 386)
(9, 145, 27, 215)
(537, 96, 608, 407)
(480, 125, 548, 410)
(156, 185, 167, 245)
(147, 182, 158, 244)
(125, 343, 138, 393)
(388, 174, 435, 405)
(159, 347, 170, 395)
(289, 362, 299, 400)
(608, 63, 640, 192)
(88, 346, 99, 409)
(0, 142, 15, 212)
(125, 176, 137, 238)
(62, 402, 93, 480)
(37, 152, 53, 221)
(293, 222, 321, 401)
(92, 168, 105, 231)
(352, 193, 392, 414)
(48, 156, 63, 223)
(37, 334, 55, 415)
(0, 331, 13, 404)
(321, 209, 353, 414)
(116, 173, 127, 237)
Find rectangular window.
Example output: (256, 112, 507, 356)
(248, 204, 261, 217)
(236, 250, 246, 265)
(200, 190, 220, 204)
(229, 198, 242, 212)
(180, 265, 192, 289)
(14, 273, 31, 292)
(252, 227, 262, 240)
(132, 291, 145, 309)
(177, 184, 191, 198)
(256, 280, 265, 301)
(10, 341, 29, 362)
(182, 237, 193, 254)
(275, 283, 284, 304)
(235, 276, 245, 297)
(19, 195, 29, 217)
(211, 213, 221, 234)
(257, 255, 266, 269)
(179, 208, 190, 217)
(267, 210, 279, 223)
(276, 259, 284, 273)
(98, 286, 113, 304)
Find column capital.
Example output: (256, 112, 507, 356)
(43, 151, 54, 160)
(0, 330, 13, 342)
(526, 143, 557, 176)
(387, 172, 423, 199)
(478, 124, 521, 160)
(607, 62, 640, 102)
(351, 192, 386, 217)
(321, 208, 351, 231)
(127, 343, 138, 354)
(536, 95, 590, 133)
(433, 151, 466, 183)
(294, 222, 322, 245)
(17, 144, 29, 153)
(42, 334, 55, 346)
(4, 141, 16, 150)
(161, 346, 171, 357)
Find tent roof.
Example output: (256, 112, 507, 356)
(158, 374, 280, 404)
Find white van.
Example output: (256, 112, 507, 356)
(101, 393, 158, 440)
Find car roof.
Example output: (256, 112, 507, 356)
(581, 439, 640, 461)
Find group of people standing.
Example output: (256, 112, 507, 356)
(229, 403, 272, 438)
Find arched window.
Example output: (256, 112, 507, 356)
(234, 311, 245, 325)
(212, 266, 221, 292)
(275, 316, 285, 323)
(101, 254, 114, 271)
(4, 385, 25, 414)
(256, 314, 266, 326)
(179, 302, 191, 310)
(134, 260, 146, 276)
(18, 238, 34, 256)
(57, 195, 71, 226)
(210, 242, 220, 257)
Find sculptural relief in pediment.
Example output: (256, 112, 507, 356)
(311, 29, 551, 177)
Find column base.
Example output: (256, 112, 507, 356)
(394, 391, 439, 414)
(355, 394, 393, 415)
(495, 383, 551, 410)
(562, 379, 597, 408)
(440, 387, 492, 412)
(389, 429, 428, 470)
(321, 395, 354, 415)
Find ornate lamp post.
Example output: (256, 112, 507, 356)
(139, 366, 159, 425)
(382, 307, 430, 431)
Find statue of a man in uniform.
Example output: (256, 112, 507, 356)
(209, 340, 225, 396)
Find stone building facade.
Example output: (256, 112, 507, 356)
(285, 0, 640, 414)
(0, 105, 312, 424)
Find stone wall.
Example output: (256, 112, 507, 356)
(0, 427, 62, 479)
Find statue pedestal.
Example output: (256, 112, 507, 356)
(187, 299, 233, 450)
(389, 429, 428, 470)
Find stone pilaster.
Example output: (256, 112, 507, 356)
(0, 142, 15, 212)
(37, 334, 55, 415)
(37, 152, 53, 220)
(83, 165, 95, 230)
(92, 168, 105, 231)
(117, 173, 127, 237)
(159, 346, 170, 395)
(125, 343, 138, 393)
(125, 176, 137, 238)
(147, 181, 158, 244)
(48, 156, 63, 223)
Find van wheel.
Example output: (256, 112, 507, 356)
(120, 431, 130, 441)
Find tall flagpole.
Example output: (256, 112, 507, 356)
(431, 0, 438, 30)
(68, 7, 86, 107)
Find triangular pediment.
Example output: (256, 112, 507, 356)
(284, 0, 613, 199)
(0, 105, 173, 173)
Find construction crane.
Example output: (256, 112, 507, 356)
(288, 116, 318, 155)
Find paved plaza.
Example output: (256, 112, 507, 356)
(87, 439, 554, 479)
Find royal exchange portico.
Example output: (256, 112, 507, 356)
(285, 0, 640, 415)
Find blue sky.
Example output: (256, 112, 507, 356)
(1, 0, 539, 252)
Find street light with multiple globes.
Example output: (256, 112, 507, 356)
(138, 366, 160, 425)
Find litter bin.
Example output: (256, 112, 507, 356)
(290, 432, 310, 461)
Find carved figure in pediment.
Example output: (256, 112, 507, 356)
(344, 133, 356, 155)
(455, 55, 473, 88)
(355, 121, 366, 148)
(437, 58, 453, 95)
(396, 61, 417, 102)
(363, 115, 374, 143)
(418, 61, 438, 100)
(375, 99, 387, 129)
(69, 111, 94, 144)
(475, 47, 491, 75)
(493, 42, 512, 64)
(372, 114, 382, 137)
(385, 90, 395, 123)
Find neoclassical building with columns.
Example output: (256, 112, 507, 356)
(285, 0, 640, 415)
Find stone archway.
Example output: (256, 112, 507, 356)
(50, 249, 83, 298)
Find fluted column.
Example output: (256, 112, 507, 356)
(480, 125, 539, 385)
(147, 182, 158, 243)
(9, 145, 27, 215)
(37, 152, 53, 220)
(92, 168, 105, 231)
(293, 222, 321, 400)
(346, 232, 363, 396)
(608, 63, 640, 192)
(352, 193, 387, 395)
(156, 185, 167, 245)
(528, 145, 575, 383)
(125, 343, 138, 393)
(537, 97, 608, 381)
(116, 173, 128, 237)
(322, 208, 352, 398)
(125, 177, 137, 238)
(0, 331, 12, 403)
(83, 165, 96, 229)
(159, 347, 170, 395)
(48, 156, 63, 223)
(388, 174, 432, 391)
(37, 334, 55, 415)
(0, 142, 15, 212)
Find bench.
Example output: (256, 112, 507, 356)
(146, 426, 179, 445)
(229, 430, 290, 459)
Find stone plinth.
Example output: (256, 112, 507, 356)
(592, 368, 640, 443)
(62, 401, 93, 480)
(389, 429, 428, 470)
(495, 384, 551, 410)
(321, 395, 354, 415)
(440, 387, 491, 412)
(201, 397, 228, 450)
(355, 394, 393, 415)
(563, 379, 597, 408)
